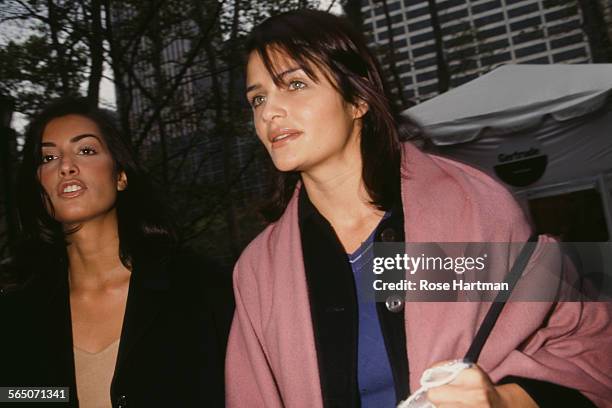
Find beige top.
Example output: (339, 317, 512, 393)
(73, 339, 120, 408)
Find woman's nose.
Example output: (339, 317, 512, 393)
(59, 156, 78, 177)
(261, 95, 287, 122)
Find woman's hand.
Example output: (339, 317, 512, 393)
(425, 363, 538, 408)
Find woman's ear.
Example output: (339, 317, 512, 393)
(352, 99, 369, 119)
(117, 171, 128, 191)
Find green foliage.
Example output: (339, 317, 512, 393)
(0, 0, 91, 115)
(0, 36, 87, 115)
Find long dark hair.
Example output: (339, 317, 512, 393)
(247, 9, 419, 221)
(15, 96, 175, 281)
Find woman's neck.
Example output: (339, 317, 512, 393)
(301, 154, 384, 252)
(65, 211, 130, 292)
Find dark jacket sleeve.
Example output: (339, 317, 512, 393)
(499, 376, 597, 408)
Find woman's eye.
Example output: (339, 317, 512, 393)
(79, 146, 97, 155)
(41, 154, 56, 163)
(288, 80, 306, 90)
(251, 95, 266, 108)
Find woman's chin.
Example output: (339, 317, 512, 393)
(55, 213, 87, 226)
(55, 207, 117, 227)
(271, 158, 301, 173)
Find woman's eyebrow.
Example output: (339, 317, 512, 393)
(41, 133, 101, 147)
(245, 83, 261, 94)
(274, 67, 303, 81)
(246, 67, 304, 94)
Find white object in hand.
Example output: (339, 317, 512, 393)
(397, 360, 473, 408)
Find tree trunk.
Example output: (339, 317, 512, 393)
(149, 9, 170, 186)
(378, 0, 407, 107)
(87, 0, 104, 106)
(577, 0, 612, 62)
(427, 0, 450, 94)
(102, 0, 134, 146)
(342, 0, 363, 29)
(47, 0, 71, 93)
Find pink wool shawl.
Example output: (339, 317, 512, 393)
(226, 143, 612, 407)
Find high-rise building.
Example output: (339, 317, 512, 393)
(361, 0, 593, 103)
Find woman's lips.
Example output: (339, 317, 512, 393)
(59, 187, 86, 199)
(58, 181, 87, 198)
(270, 131, 302, 148)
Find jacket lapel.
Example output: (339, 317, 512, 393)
(373, 205, 410, 401)
(33, 262, 79, 405)
(299, 189, 360, 408)
(112, 256, 171, 387)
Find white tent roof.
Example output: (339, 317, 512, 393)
(405, 64, 612, 145)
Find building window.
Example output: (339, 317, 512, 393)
(436, 0, 465, 11)
(515, 42, 547, 58)
(415, 56, 437, 69)
(477, 25, 507, 40)
(438, 8, 468, 24)
(406, 5, 430, 19)
(472, 0, 502, 15)
(547, 18, 581, 36)
(388, 1, 401, 12)
(419, 82, 440, 95)
(545, 4, 579, 23)
(392, 26, 406, 37)
(523, 56, 551, 63)
(481, 51, 512, 66)
(505, 0, 529, 5)
(481, 38, 510, 52)
(417, 70, 438, 82)
(552, 47, 587, 62)
(398, 65, 414, 77)
(412, 30, 435, 44)
(394, 38, 408, 48)
(448, 46, 477, 61)
(510, 16, 542, 31)
(391, 13, 404, 24)
(413, 44, 436, 57)
(513, 29, 544, 44)
(408, 18, 432, 32)
(551, 33, 586, 50)
(507, 3, 539, 19)
(475, 12, 504, 27)
(441, 22, 471, 37)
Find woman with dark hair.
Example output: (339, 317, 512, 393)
(225, 9, 612, 408)
(0, 97, 232, 407)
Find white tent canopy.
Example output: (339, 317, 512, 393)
(405, 64, 612, 240)
(406, 64, 612, 145)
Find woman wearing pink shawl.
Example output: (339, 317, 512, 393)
(227, 9, 612, 407)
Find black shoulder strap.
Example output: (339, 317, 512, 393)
(464, 235, 539, 363)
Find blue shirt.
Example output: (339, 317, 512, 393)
(347, 222, 396, 407)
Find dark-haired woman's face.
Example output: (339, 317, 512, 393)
(246, 50, 367, 174)
(37, 114, 127, 227)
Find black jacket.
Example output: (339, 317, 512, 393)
(0, 252, 233, 407)
(297, 189, 595, 408)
